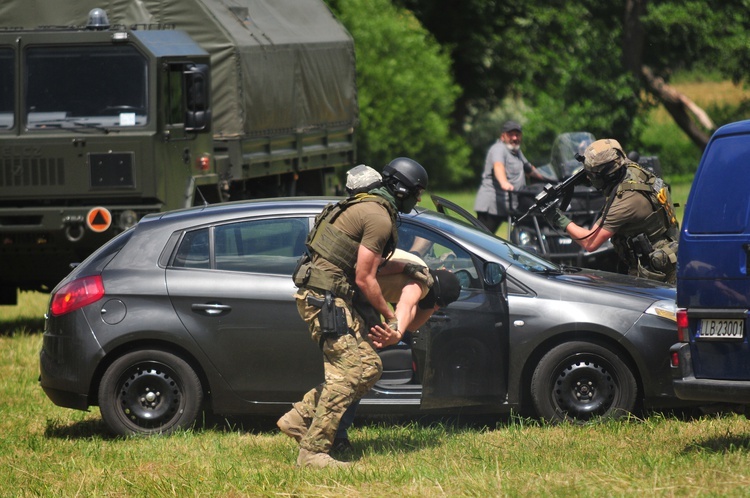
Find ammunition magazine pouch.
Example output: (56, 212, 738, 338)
(649, 239, 678, 272)
(307, 292, 352, 349)
(292, 253, 312, 288)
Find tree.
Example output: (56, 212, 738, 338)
(628, 0, 750, 149)
(325, 0, 472, 188)
(396, 0, 750, 178)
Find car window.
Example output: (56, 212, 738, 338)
(397, 222, 481, 290)
(172, 217, 308, 274)
(172, 228, 210, 269)
(213, 217, 308, 274)
(411, 209, 560, 273)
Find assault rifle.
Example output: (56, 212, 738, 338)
(513, 153, 587, 226)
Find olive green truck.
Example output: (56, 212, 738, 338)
(0, 0, 358, 303)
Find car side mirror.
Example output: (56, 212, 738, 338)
(483, 261, 505, 287)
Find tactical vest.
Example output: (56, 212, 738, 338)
(292, 194, 398, 299)
(608, 164, 679, 282)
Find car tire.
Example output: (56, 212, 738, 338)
(98, 349, 204, 436)
(530, 341, 637, 423)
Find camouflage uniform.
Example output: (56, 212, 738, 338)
(600, 164, 679, 284)
(292, 288, 382, 453)
(290, 195, 398, 454)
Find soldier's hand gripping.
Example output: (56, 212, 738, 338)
(404, 263, 434, 288)
(543, 206, 572, 231)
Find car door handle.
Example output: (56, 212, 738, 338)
(191, 303, 232, 316)
(428, 313, 450, 322)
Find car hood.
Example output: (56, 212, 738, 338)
(551, 268, 675, 302)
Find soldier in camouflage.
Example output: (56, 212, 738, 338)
(543, 138, 679, 283)
(281, 158, 429, 468)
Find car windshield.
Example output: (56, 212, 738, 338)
(410, 209, 562, 273)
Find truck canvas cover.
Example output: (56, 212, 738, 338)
(0, 0, 359, 138)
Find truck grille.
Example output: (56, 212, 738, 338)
(0, 157, 65, 187)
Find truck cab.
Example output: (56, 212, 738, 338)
(0, 25, 212, 303)
(671, 119, 750, 407)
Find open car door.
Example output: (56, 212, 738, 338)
(430, 195, 493, 234)
(398, 207, 509, 411)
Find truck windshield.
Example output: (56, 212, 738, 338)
(25, 45, 147, 130)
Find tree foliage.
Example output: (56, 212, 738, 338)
(327, 0, 750, 186)
(396, 0, 750, 180)
(326, 0, 471, 188)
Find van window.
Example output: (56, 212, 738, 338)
(687, 135, 750, 234)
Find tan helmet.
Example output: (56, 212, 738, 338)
(345, 164, 382, 195)
(583, 138, 626, 188)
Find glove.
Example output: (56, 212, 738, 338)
(404, 263, 434, 288)
(544, 207, 572, 230)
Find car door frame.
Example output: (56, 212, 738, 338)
(399, 209, 510, 410)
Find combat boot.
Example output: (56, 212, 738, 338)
(296, 448, 352, 468)
(277, 408, 311, 443)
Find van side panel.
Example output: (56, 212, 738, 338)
(678, 133, 750, 309)
(677, 120, 750, 380)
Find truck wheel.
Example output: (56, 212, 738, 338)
(530, 341, 637, 423)
(98, 349, 203, 436)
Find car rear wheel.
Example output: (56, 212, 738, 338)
(98, 349, 203, 436)
(530, 341, 637, 423)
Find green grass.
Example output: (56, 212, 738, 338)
(4, 324, 750, 496)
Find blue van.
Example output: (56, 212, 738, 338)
(671, 119, 750, 406)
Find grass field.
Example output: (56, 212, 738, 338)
(4, 313, 750, 496)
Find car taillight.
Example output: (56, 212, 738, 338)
(670, 350, 680, 367)
(50, 275, 105, 316)
(676, 308, 689, 342)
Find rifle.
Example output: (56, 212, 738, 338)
(513, 154, 587, 226)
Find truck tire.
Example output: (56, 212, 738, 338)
(98, 349, 203, 436)
(530, 341, 637, 423)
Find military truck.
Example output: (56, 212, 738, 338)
(0, 0, 358, 303)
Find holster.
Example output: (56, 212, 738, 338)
(630, 233, 653, 267)
(307, 291, 350, 348)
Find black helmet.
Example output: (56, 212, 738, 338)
(382, 157, 428, 213)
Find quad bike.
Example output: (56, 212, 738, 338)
(507, 132, 620, 272)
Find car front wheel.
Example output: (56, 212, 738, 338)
(98, 349, 204, 436)
(530, 341, 637, 423)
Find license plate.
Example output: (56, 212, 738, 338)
(697, 318, 745, 339)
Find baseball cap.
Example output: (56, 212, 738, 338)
(502, 120, 522, 134)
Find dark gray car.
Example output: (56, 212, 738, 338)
(40, 197, 686, 435)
